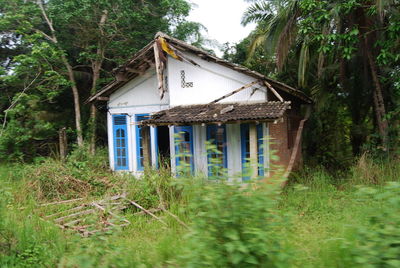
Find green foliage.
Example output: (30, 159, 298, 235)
(0, 168, 66, 267)
(181, 180, 292, 267)
(349, 182, 400, 267)
(126, 167, 182, 209)
(241, 0, 400, 160)
(0, 94, 58, 162)
(0, 156, 400, 266)
(206, 141, 229, 180)
(0, 0, 205, 161)
(59, 234, 141, 268)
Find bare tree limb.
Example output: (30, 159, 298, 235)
(0, 72, 41, 138)
(36, 0, 84, 146)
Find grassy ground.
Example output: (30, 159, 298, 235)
(0, 151, 399, 267)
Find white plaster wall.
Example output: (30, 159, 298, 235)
(107, 112, 114, 170)
(193, 125, 208, 175)
(169, 126, 176, 175)
(109, 68, 169, 109)
(226, 124, 242, 180)
(167, 53, 268, 106)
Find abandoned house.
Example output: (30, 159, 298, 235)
(87, 32, 312, 180)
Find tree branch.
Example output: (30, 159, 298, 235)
(34, 29, 56, 43)
(37, 0, 56, 40)
(0, 72, 41, 138)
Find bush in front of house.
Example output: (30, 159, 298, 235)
(179, 178, 293, 268)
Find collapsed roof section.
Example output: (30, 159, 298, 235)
(140, 101, 291, 126)
(86, 32, 312, 104)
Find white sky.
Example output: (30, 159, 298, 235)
(187, 0, 256, 56)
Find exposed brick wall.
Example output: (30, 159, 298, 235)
(268, 112, 303, 173)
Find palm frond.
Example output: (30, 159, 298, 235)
(242, 1, 273, 26)
(298, 41, 309, 87)
(275, 4, 299, 70)
(247, 31, 266, 61)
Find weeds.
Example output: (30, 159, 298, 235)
(348, 182, 400, 267)
(1, 148, 400, 267)
(350, 153, 400, 185)
(180, 180, 292, 267)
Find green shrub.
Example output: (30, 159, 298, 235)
(180, 180, 293, 268)
(66, 144, 109, 171)
(349, 182, 400, 267)
(125, 167, 181, 209)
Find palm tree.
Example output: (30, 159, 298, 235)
(242, 0, 397, 150)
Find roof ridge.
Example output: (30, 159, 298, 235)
(169, 100, 291, 108)
(86, 32, 312, 104)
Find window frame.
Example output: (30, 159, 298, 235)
(112, 115, 129, 171)
(174, 125, 194, 174)
(135, 114, 150, 171)
(240, 123, 264, 180)
(206, 124, 228, 177)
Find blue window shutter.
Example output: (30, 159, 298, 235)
(135, 114, 150, 171)
(206, 125, 227, 177)
(112, 115, 129, 170)
(174, 126, 194, 174)
(257, 124, 264, 176)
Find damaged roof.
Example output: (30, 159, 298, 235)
(86, 32, 312, 104)
(140, 101, 291, 126)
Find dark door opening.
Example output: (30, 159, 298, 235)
(156, 126, 170, 168)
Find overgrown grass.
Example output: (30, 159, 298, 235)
(0, 151, 399, 267)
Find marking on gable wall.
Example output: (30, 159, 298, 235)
(180, 70, 193, 88)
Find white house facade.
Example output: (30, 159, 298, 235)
(88, 33, 312, 180)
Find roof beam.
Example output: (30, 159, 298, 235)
(264, 81, 284, 102)
(209, 80, 261, 104)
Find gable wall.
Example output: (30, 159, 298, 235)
(108, 68, 169, 109)
(167, 52, 268, 106)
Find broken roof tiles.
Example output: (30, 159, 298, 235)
(141, 101, 291, 125)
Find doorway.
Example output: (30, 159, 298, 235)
(156, 126, 170, 168)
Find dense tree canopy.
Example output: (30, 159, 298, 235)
(1, 0, 399, 169)
(0, 0, 203, 160)
(226, 0, 400, 168)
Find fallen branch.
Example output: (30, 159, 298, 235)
(44, 205, 85, 219)
(39, 198, 84, 207)
(54, 208, 96, 223)
(123, 198, 167, 226)
(92, 202, 130, 225)
(282, 105, 312, 186)
(133, 208, 163, 216)
(160, 207, 189, 229)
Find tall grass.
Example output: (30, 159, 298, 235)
(0, 151, 399, 267)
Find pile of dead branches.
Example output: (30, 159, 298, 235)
(39, 193, 188, 237)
